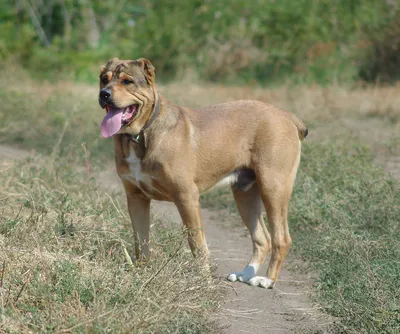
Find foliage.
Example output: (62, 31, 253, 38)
(2, 0, 400, 84)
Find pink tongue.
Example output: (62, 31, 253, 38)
(100, 108, 124, 138)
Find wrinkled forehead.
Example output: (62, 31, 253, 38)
(101, 60, 144, 79)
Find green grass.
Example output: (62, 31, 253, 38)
(202, 144, 400, 333)
(291, 144, 400, 332)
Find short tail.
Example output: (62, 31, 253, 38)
(289, 113, 308, 140)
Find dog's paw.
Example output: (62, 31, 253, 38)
(227, 264, 257, 283)
(247, 276, 275, 289)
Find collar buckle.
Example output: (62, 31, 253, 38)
(130, 132, 141, 143)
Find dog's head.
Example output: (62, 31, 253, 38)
(98, 57, 157, 138)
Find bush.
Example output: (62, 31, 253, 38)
(2, 0, 400, 84)
(359, 15, 400, 82)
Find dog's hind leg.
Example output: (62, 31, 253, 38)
(248, 148, 301, 288)
(227, 183, 271, 283)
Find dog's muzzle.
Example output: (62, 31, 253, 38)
(99, 88, 112, 108)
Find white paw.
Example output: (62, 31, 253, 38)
(227, 264, 258, 283)
(247, 276, 275, 289)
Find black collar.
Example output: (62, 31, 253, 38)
(130, 94, 161, 144)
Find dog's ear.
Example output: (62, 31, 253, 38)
(136, 58, 155, 85)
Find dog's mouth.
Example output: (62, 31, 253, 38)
(100, 104, 138, 138)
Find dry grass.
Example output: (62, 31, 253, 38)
(0, 156, 221, 332)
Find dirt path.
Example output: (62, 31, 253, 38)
(152, 201, 330, 333)
(1, 145, 332, 333)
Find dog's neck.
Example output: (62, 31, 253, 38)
(129, 93, 161, 144)
(125, 95, 179, 160)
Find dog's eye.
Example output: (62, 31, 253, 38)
(101, 77, 108, 85)
(122, 79, 133, 85)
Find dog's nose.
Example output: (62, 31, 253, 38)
(99, 88, 112, 102)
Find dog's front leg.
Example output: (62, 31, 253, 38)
(173, 187, 209, 259)
(123, 182, 151, 260)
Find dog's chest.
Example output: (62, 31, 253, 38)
(122, 150, 162, 199)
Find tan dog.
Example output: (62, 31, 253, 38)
(98, 58, 308, 288)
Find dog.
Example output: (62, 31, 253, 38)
(98, 57, 308, 288)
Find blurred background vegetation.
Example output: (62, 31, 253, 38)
(2, 0, 400, 85)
